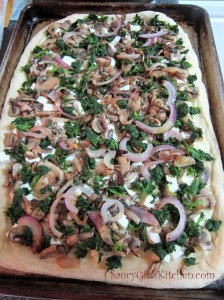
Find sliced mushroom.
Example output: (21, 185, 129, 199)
(40, 244, 69, 259)
(33, 162, 65, 200)
(163, 67, 188, 79)
(7, 225, 32, 246)
(198, 229, 212, 250)
(174, 156, 195, 167)
(36, 77, 60, 92)
(4, 133, 18, 148)
(9, 99, 20, 116)
(92, 117, 104, 133)
(186, 86, 199, 97)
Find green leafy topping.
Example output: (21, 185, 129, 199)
(189, 107, 201, 115)
(32, 46, 49, 59)
(175, 38, 184, 46)
(40, 138, 51, 149)
(176, 91, 189, 102)
(36, 165, 50, 176)
(38, 196, 54, 213)
(4, 141, 27, 163)
(6, 188, 28, 224)
(55, 39, 75, 58)
(151, 165, 165, 185)
(187, 74, 197, 84)
(20, 164, 33, 183)
(11, 117, 35, 132)
(132, 14, 143, 25)
(186, 221, 201, 237)
(169, 166, 181, 177)
(82, 156, 96, 177)
(123, 124, 139, 139)
(105, 139, 118, 150)
(118, 100, 128, 109)
(152, 206, 170, 226)
(77, 196, 96, 219)
(188, 147, 213, 161)
(75, 233, 104, 260)
(205, 219, 222, 232)
(177, 102, 189, 119)
(81, 128, 102, 147)
(107, 186, 126, 196)
(131, 180, 155, 196)
(184, 257, 196, 266)
(20, 64, 31, 74)
(64, 120, 80, 138)
(180, 57, 192, 69)
(22, 226, 33, 246)
(40, 185, 52, 195)
(20, 77, 36, 94)
(71, 59, 85, 74)
(106, 255, 122, 271)
(63, 106, 74, 115)
(81, 96, 103, 115)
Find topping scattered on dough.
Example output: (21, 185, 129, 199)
(3, 13, 222, 274)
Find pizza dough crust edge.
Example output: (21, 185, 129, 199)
(0, 11, 223, 289)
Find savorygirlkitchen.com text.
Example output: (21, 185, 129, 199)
(109, 269, 215, 281)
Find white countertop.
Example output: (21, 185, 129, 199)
(180, 0, 224, 79)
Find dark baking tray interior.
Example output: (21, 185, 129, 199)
(0, 2, 224, 299)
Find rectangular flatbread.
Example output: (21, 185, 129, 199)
(0, 11, 223, 289)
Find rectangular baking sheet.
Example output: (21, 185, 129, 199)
(0, 2, 224, 299)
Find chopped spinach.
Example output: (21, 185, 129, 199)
(187, 74, 197, 84)
(184, 257, 196, 266)
(106, 255, 122, 271)
(188, 147, 213, 162)
(65, 120, 80, 138)
(6, 188, 28, 224)
(81, 96, 103, 115)
(11, 117, 35, 132)
(205, 219, 222, 232)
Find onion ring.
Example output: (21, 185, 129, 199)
(156, 197, 187, 242)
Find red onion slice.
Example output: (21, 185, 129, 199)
(48, 89, 60, 102)
(95, 15, 122, 38)
(31, 126, 52, 139)
(129, 206, 160, 226)
(151, 145, 176, 157)
(139, 30, 168, 39)
(58, 139, 74, 151)
(104, 151, 116, 169)
(55, 104, 78, 120)
(54, 55, 73, 70)
(151, 144, 185, 161)
(86, 146, 106, 158)
(49, 197, 63, 238)
(56, 179, 73, 198)
(87, 211, 113, 245)
(141, 159, 165, 179)
(125, 208, 140, 224)
(136, 80, 177, 134)
(164, 130, 183, 141)
(65, 197, 79, 215)
(23, 131, 46, 139)
(119, 137, 153, 163)
(116, 53, 140, 62)
(156, 197, 187, 242)
(101, 199, 124, 223)
(143, 38, 153, 47)
(92, 71, 121, 86)
(17, 215, 43, 253)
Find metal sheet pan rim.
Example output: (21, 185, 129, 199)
(0, 2, 223, 298)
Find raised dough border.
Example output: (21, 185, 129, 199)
(0, 11, 223, 289)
